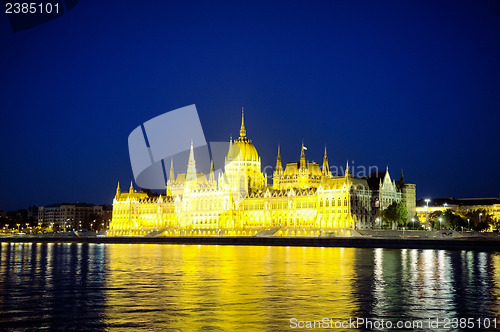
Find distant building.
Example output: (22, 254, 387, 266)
(366, 168, 416, 222)
(27, 206, 38, 222)
(109, 111, 416, 236)
(101, 205, 113, 230)
(415, 197, 500, 228)
(38, 203, 104, 230)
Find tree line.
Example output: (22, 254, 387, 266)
(377, 201, 499, 231)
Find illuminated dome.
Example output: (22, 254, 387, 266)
(227, 110, 260, 162)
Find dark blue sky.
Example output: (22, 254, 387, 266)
(1, 0, 499, 211)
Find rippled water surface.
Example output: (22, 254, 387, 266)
(0, 243, 499, 331)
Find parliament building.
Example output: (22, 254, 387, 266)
(109, 112, 415, 236)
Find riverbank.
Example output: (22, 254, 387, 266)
(2, 234, 500, 251)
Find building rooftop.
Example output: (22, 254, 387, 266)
(44, 202, 99, 208)
(416, 197, 500, 207)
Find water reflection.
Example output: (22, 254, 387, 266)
(0, 242, 108, 330)
(361, 249, 500, 329)
(0, 243, 499, 331)
(103, 245, 357, 330)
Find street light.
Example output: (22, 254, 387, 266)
(439, 218, 443, 230)
(376, 218, 380, 229)
(468, 218, 470, 231)
(411, 218, 415, 230)
(425, 199, 431, 230)
(479, 213, 483, 226)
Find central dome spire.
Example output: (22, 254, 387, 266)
(239, 107, 246, 138)
(227, 107, 259, 162)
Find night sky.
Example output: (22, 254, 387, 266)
(1, 0, 499, 211)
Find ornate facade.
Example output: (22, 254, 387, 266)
(109, 112, 416, 236)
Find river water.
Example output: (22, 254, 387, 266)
(0, 242, 499, 331)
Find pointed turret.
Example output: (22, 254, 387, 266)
(169, 158, 175, 181)
(129, 181, 134, 193)
(322, 145, 330, 176)
(275, 145, 283, 174)
(273, 145, 283, 190)
(239, 107, 246, 138)
(381, 166, 393, 190)
(298, 142, 309, 189)
(186, 140, 197, 181)
(400, 168, 405, 185)
(345, 160, 350, 177)
(384, 166, 391, 182)
(116, 182, 121, 198)
(209, 160, 215, 184)
(166, 159, 174, 197)
(299, 143, 306, 169)
(224, 134, 233, 162)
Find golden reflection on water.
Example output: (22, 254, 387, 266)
(1, 243, 500, 331)
(104, 245, 357, 331)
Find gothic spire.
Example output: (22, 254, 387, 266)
(400, 168, 405, 185)
(239, 107, 246, 138)
(209, 160, 215, 184)
(322, 145, 330, 176)
(129, 181, 134, 193)
(227, 135, 233, 158)
(345, 160, 350, 177)
(186, 140, 197, 181)
(116, 182, 121, 198)
(299, 142, 306, 169)
(275, 145, 283, 173)
(169, 158, 175, 181)
(383, 166, 391, 183)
